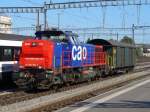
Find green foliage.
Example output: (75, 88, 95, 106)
(120, 36, 135, 44)
(136, 47, 143, 57)
(86, 37, 91, 43)
(109, 39, 116, 41)
(120, 36, 142, 57)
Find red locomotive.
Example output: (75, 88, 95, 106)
(14, 30, 106, 89)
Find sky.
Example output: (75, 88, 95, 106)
(0, 0, 150, 44)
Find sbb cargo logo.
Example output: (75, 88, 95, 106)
(72, 45, 87, 61)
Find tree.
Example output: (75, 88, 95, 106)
(120, 36, 135, 44)
(86, 37, 91, 43)
(109, 39, 117, 42)
(136, 47, 143, 57)
(120, 36, 143, 57)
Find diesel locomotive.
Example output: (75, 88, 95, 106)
(13, 29, 136, 90)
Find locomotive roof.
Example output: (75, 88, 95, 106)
(35, 30, 78, 37)
(35, 30, 65, 37)
(88, 39, 135, 48)
(0, 33, 32, 41)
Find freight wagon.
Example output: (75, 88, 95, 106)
(88, 39, 136, 74)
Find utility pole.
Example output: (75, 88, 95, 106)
(132, 24, 135, 44)
(44, 2, 47, 30)
(36, 11, 41, 31)
(92, 33, 94, 40)
(44, 9, 47, 30)
(57, 13, 60, 30)
(117, 33, 119, 41)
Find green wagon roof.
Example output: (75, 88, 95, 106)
(88, 39, 135, 48)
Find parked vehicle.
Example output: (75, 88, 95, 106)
(0, 33, 31, 83)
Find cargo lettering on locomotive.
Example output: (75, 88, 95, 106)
(72, 45, 87, 61)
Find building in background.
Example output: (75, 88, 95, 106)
(136, 44, 150, 57)
(0, 16, 12, 34)
(142, 44, 150, 57)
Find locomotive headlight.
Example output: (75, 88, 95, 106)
(19, 65, 24, 69)
(19, 72, 24, 77)
(31, 42, 38, 47)
(38, 66, 42, 69)
(39, 43, 44, 46)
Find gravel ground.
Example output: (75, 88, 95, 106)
(1, 69, 150, 112)
(137, 56, 150, 63)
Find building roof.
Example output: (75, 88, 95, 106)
(0, 33, 33, 41)
(143, 44, 150, 49)
(136, 44, 150, 49)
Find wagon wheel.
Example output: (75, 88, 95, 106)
(53, 84, 62, 92)
(87, 78, 91, 83)
(96, 70, 102, 78)
(65, 82, 70, 87)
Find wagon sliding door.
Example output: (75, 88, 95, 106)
(116, 47, 121, 68)
(120, 47, 125, 67)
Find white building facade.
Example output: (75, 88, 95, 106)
(0, 16, 12, 34)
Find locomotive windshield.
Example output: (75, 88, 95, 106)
(65, 31, 80, 44)
(35, 30, 80, 44)
(69, 35, 79, 44)
(35, 30, 68, 42)
(41, 35, 66, 41)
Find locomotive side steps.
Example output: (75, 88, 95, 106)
(0, 69, 150, 112)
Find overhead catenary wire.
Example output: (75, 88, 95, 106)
(1, 0, 150, 13)
(0, 1, 149, 36)
(20, 0, 41, 6)
(62, 10, 100, 27)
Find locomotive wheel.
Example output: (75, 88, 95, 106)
(52, 85, 59, 91)
(96, 70, 103, 78)
(87, 78, 91, 83)
(27, 78, 38, 90)
(65, 82, 70, 87)
(101, 71, 106, 78)
(126, 69, 129, 73)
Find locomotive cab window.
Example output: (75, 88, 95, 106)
(70, 36, 79, 45)
(41, 35, 69, 43)
(35, 31, 69, 43)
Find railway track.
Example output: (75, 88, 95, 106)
(0, 63, 149, 111)
(32, 72, 150, 112)
(1, 67, 150, 112)
(136, 61, 150, 66)
(0, 90, 14, 96)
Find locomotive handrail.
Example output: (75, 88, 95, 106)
(62, 47, 106, 69)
